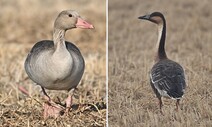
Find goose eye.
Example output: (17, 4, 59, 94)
(68, 14, 73, 17)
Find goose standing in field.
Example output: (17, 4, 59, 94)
(138, 12, 186, 113)
(24, 10, 94, 118)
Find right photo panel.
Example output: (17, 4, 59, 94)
(108, 0, 212, 126)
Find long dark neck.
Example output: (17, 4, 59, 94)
(155, 18, 167, 61)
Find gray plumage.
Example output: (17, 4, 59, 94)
(139, 12, 186, 111)
(150, 59, 186, 99)
(24, 10, 93, 117)
(24, 40, 84, 91)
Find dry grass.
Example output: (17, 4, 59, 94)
(109, 0, 212, 126)
(0, 0, 106, 126)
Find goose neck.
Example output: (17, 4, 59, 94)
(155, 20, 167, 61)
(53, 28, 66, 50)
(52, 28, 72, 62)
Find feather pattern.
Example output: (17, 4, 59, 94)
(150, 59, 186, 99)
(24, 40, 84, 91)
(139, 11, 186, 111)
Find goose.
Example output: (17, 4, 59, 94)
(24, 10, 94, 118)
(138, 12, 186, 112)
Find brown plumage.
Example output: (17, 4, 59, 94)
(138, 12, 186, 112)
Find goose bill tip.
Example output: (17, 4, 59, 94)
(138, 15, 150, 20)
(76, 18, 94, 29)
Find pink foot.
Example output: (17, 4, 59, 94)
(43, 100, 64, 119)
(65, 95, 73, 113)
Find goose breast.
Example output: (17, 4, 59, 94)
(24, 40, 85, 90)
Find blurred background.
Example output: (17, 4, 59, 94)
(0, 0, 106, 126)
(109, 0, 212, 126)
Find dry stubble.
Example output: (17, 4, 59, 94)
(109, 0, 212, 126)
(0, 0, 106, 126)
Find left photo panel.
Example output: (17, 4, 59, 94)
(0, 0, 106, 126)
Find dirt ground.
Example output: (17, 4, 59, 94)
(109, 0, 212, 127)
(0, 0, 106, 126)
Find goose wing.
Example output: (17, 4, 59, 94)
(150, 59, 186, 99)
(65, 41, 82, 56)
(24, 40, 54, 80)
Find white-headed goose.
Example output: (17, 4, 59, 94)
(24, 10, 94, 118)
(138, 12, 186, 112)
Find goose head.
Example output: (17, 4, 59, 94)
(54, 10, 94, 30)
(138, 12, 165, 25)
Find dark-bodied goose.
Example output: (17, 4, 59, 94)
(24, 10, 93, 118)
(138, 12, 186, 112)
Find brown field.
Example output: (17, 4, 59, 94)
(0, 0, 106, 126)
(109, 0, 212, 127)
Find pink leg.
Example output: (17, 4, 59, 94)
(41, 87, 64, 119)
(65, 89, 75, 112)
(17, 84, 65, 118)
(16, 84, 29, 96)
(65, 95, 73, 112)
